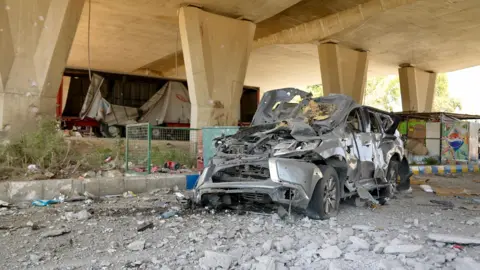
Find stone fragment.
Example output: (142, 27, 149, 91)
(41, 228, 71, 238)
(384, 245, 423, 254)
(127, 240, 145, 251)
(352, 225, 374, 231)
(427, 233, 480, 245)
(199, 251, 236, 269)
(349, 236, 370, 250)
(319, 246, 342, 259)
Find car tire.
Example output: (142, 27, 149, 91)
(307, 165, 341, 220)
(379, 159, 400, 204)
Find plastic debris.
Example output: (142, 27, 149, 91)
(137, 222, 154, 232)
(123, 191, 136, 198)
(160, 210, 178, 219)
(104, 156, 112, 163)
(27, 164, 40, 172)
(32, 199, 60, 207)
(420, 184, 434, 193)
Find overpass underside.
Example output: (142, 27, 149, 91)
(1, 0, 479, 133)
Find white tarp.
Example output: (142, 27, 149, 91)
(80, 74, 190, 126)
(139, 81, 190, 125)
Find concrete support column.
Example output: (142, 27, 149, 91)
(179, 6, 256, 128)
(398, 66, 437, 112)
(318, 43, 369, 104)
(0, 0, 84, 135)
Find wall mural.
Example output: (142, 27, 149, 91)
(442, 122, 469, 162)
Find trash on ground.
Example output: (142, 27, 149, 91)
(420, 185, 434, 193)
(137, 222, 154, 232)
(159, 210, 178, 219)
(433, 186, 480, 197)
(456, 196, 480, 204)
(32, 199, 60, 207)
(459, 204, 480, 211)
(430, 200, 455, 208)
(27, 164, 40, 172)
(123, 191, 136, 198)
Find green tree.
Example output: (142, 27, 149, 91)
(305, 73, 461, 113)
(433, 73, 462, 112)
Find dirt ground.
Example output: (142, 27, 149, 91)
(1, 174, 480, 270)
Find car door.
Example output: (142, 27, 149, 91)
(345, 108, 375, 181)
(363, 109, 386, 179)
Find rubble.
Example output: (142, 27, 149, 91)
(428, 233, 480, 245)
(127, 240, 146, 251)
(383, 244, 423, 254)
(319, 245, 342, 259)
(41, 228, 71, 238)
(199, 251, 236, 269)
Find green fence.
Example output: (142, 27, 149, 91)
(125, 123, 200, 173)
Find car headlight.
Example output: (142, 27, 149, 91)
(273, 140, 320, 156)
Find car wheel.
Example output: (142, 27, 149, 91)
(307, 165, 341, 220)
(379, 159, 400, 204)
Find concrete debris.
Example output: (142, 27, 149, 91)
(275, 235, 295, 252)
(427, 233, 480, 245)
(344, 252, 362, 261)
(339, 227, 354, 240)
(277, 205, 288, 219)
(65, 209, 91, 221)
(262, 239, 273, 254)
(319, 245, 342, 259)
(248, 225, 263, 234)
(384, 245, 423, 254)
(352, 225, 374, 231)
(41, 228, 71, 238)
(199, 251, 236, 269)
(453, 257, 480, 270)
(254, 256, 276, 270)
(348, 236, 370, 250)
(0, 200, 11, 207)
(127, 240, 146, 251)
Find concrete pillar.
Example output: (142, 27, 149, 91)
(318, 43, 369, 104)
(398, 66, 437, 112)
(179, 6, 256, 128)
(0, 0, 84, 135)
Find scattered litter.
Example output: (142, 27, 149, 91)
(127, 240, 145, 251)
(64, 196, 86, 202)
(420, 185, 434, 193)
(160, 210, 178, 219)
(123, 191, 136, 198)
(427, 233, 480, 245)
(32, 199, 60, 207)
(27, 164, 40, 172)
(430, 200, 454, 208)
(41, 228, 71, 238)
(357, 186, 379, 205)
(0, 200, 10, 208)
(104, 156, 112, 163)
(137, 222, 154, 232)
(452, 244, 464, 250)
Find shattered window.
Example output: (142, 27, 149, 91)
(347, 109, 363, 132)
(368, 112, 381, 133)
(302, 100, 337, 122)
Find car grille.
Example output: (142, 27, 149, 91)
(241, 193, 272, 203)
(212, 164, 270, 182)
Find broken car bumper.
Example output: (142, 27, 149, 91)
(193, 158, 323, 209)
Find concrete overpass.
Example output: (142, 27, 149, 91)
(2, 0, 480, 133)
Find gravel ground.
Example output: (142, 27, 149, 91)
(1, 175, 480, 270)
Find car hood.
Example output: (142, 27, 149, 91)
(251, 88, 359, 131)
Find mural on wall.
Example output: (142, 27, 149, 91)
(442, 122, 469, 162)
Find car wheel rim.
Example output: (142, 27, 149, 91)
(323, 176, 337, 214)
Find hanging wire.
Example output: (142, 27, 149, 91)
(87, 0, 92, 81)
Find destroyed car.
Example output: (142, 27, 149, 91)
(194, 89, 411, 219)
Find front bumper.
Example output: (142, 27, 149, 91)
(193, 158, 323, 209)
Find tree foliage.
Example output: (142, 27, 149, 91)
(305, 73, 461, 112)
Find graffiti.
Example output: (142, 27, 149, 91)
(442, 122, 469, 161)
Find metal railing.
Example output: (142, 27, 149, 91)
(125, 123, 200, 174)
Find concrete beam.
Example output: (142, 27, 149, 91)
(134, 0, 417, 80)
(179, 6, 256, 128)
(253, 0, 417, 48)
(318, 43, 368, 103)
(399, 66, 437, 112)
(0, 0, 84, 135)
